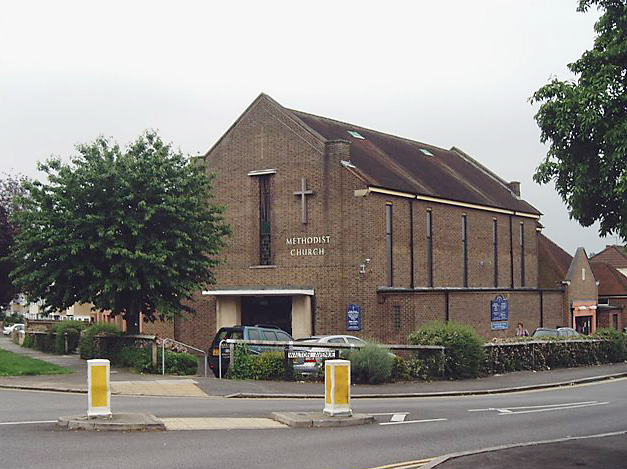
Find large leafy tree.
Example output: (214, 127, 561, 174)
(531, 0, 627, 239)
(0, 173, 28, 307)
(10, 131, 230, 334)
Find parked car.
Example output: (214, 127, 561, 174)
(208, 325, 293, 377)
(532, 327, 580, 338)
(292, 335, 367, 376)
(3, 323, 25, 336)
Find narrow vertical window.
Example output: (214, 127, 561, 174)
(462, 214, 468, 287)
(259, 175, 272, 265)
(519, 222, 525, 287)
(492, 219, 498, 287)
(386, 203, 393, 287)
(426, 210, 433, 287)
(394, 305, 401, 331)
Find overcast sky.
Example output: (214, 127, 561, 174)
(0, 1, 616, 255)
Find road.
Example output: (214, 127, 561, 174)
(1, 378, 626, 469)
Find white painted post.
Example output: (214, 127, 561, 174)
(323, 359, 352, 417)
(87, 359, 111, 417)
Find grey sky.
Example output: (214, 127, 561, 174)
(0, 1, 614, 255)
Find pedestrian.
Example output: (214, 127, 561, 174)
(516, 322, 529, 337)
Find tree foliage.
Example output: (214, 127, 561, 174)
(0, 173, 28, 307)
(10, 131, 230, 333)
(531, 0, 627, 239)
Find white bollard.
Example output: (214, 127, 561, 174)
(323, 359, 352, 417)
(87, 359, 111, 417)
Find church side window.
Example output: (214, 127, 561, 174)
(426, 210, 433, 287)
(519, 222, 525, 287)
(492, 219, 498, 287)
(386, 203, 393, 287)
(462, 214, 468, 287)
(259, 175, 272, 265)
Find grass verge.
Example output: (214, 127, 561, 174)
(0, 348, 71, 376)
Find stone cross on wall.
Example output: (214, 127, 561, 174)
(294, 177, 314, 224)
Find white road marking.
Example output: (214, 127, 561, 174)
(370, 412, 410, 416)
(468, 400, 609, 415)
(390, 413, 407, 422)
(366, 457, 435, 469)
(0, 420, 57, 426)
(380, 418, 447, 426)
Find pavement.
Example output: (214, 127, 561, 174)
(2, 335, 627, 467)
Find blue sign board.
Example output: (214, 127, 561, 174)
(491, 321, 509, 331)
(346, 304, 362, 331)
(490, 295, 509, 322)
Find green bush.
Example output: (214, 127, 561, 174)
(409, 321, 484, 379)
(79, 323, 122, 359)
(391, 355, 411, 382)
(52, 320, 87, 354)
(227, 345, 286, 380)
(22, 334, 34, 349)
(348, 343, 394, 384)
(594, 328, 627, 362)
(155, 350, 198, 375)
(114, 347, 152, 372)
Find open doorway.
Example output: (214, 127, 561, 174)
(241, 296, 292, 334)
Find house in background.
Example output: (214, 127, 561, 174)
(591, 245, 627, 276)
(590, 262, 627, 331)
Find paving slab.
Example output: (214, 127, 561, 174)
(161, 417, 287, 431)
(272, 411, 375, 428)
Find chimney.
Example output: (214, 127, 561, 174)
(509, 181, 521, 197)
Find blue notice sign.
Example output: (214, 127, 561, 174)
(346, 304, 362, 331)
(490, 295, 509, 322)
(491, 321, 509, 331)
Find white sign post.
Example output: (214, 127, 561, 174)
(87, 359, 111, 417)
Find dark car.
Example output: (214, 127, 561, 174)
(208, 325, 293, 377)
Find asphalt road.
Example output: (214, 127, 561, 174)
(1, 378, 626, 469)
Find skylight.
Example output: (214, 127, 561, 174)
(420, 148, 434, 156)
(347, 130, 365, 139)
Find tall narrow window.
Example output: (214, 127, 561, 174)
(426, 210, 433, 287)
(492, 219, 498, 287)
(259, 175, 272, 265)
(386, 203, 393, 287)
(519, 222, 525, 287)
(462, 215, 468, 287)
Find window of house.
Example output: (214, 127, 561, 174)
(394, 305, 401, 331)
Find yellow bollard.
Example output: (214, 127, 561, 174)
(87, 359, 111, 417)
(323, 359, 352, 417)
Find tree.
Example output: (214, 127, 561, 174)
(0, 173, 28, 307)
(531, 0, 627, 240)
(10, 131, 230, 334)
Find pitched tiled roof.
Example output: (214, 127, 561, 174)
(591, 262, 627, 296)
(590, 245, 627, 269)
(537, 233, 572, 288)
(290, 109, 540, 215)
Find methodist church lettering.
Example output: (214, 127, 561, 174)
(286, 236, 331, 256)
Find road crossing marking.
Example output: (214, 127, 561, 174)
(364, 457, 435, 469)
(468, 400, 609, 415)
(379, 418, 447, 426)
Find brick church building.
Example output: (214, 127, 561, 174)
(172, 93, 568, 350)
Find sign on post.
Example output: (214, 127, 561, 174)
(87, 359, 111, 417)
(323, 359, 352, 417)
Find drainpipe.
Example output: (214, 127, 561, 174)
(509, 215, 514, 288)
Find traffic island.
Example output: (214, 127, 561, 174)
(272, 411, 375, 428)
(57, 413, 166, 432)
